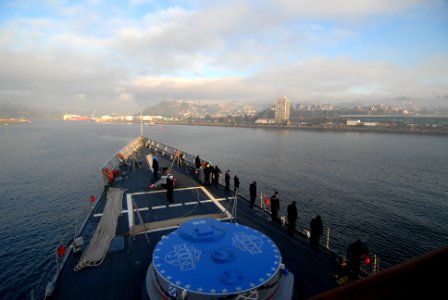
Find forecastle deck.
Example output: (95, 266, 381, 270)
(47, 137, 342, 300)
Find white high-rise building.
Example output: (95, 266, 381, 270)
(275, 96, 291, 121)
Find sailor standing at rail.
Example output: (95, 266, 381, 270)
(225, 170, 230, 192)
(166, 174, 174, 203)
(195, 155, 201, 170)
(271, 191, 280, 223)
(249, 181, 257, 208)
(152, 156, 159, 179)
(310, 215, 323, 251)
(233, 175, 240, 193)
(204, 163, 211, 185)
(287, 201, 298, 234)
(213, 165, 221, 186)
(179, 151, 185, 167)
(209, 164, 215, 184)
(347, 239, 369, 279)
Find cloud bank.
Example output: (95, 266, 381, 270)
(0, 0, 447, 113)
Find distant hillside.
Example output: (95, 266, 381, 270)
(141, 101, 201, 117)
(0, 102, 61, 120)
(141, 100, 253, 118)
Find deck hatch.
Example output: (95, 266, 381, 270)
(150, 218, 283, 297)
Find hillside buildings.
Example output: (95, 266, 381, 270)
(275, 96, 291, 121)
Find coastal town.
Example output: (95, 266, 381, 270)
(74, 98, 448, 135)
(2, 97, 448, 134)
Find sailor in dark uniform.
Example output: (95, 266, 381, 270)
(214, 166, 221, 186)
(166, 175, 174, 203)
(249, 181, 257, 208)
(347, 239, 369, 279)
(204, 163, 211, 185)
(271, 191, 280, 223)
(287, 201, 298, 234)
(233, 175, 240, 193)
(195, 155, 201, 169)
(310, 215, 323, 250)
(152, 157, 159, 179)
(225, 170, 230, 192)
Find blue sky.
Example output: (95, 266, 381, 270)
(0, 0, 447, 113)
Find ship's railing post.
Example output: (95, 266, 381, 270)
(373, 255, 378, 275)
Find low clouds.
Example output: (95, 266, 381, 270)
(274, 0, 431, 18)
(0, 0, 447, 113)
(131, 55, 448, 103)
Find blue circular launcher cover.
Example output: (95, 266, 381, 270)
(153, 218, 282, 295)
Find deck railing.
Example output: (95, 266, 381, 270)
(100, 136, 146, 185)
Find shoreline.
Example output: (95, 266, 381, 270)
(95, 120, 448, 136)
(1, 118, 32, 125)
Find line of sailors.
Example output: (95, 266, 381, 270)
(195, 155, 223, 187)
(153, 150, 371, 279)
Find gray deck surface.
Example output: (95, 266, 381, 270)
(49, 147, 340, 300)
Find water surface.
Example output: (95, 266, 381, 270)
(1, 121, 447, 299)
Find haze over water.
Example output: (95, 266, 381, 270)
(1, 121, 447, 299)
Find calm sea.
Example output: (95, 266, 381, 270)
(1, 121, 447, 299)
